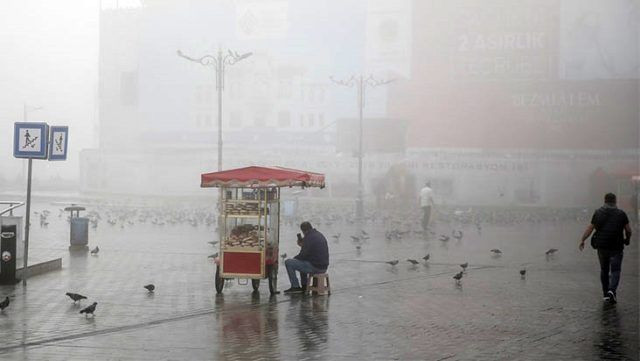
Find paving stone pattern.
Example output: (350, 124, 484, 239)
(0, 203, 637, 360)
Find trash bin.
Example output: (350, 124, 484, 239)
(65, 206, 88, 251)
(1, 225, 18, 284)
(70, 217, 89, 245)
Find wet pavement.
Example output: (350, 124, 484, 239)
(0, 201, 638, 360)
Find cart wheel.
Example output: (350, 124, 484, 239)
(268, 264, 278, 295)
(215, 265, 224, 294)
(251, 279, 260, 291)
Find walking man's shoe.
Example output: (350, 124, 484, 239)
(283, 287, 304, 294)
(607, 290, 617, 304)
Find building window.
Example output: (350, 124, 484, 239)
(254, 114, 266, 127)
(278, 80, 292, 99)
(278, 111, 291, 127)
(120, 71, 138, 106)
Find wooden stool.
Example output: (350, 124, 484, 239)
(307, 273, 330, 295)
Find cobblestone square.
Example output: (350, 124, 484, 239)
(0, 202, 637, 360)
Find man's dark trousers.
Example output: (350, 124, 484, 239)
(597, 249, 623, 296)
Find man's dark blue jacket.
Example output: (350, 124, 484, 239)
(294, 228, 329, 270)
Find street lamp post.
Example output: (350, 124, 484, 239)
(176, 48, 252, 171)
(20, 103, 42, 287)
(330, 75, 393, 220)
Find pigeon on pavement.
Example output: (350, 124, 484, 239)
(386, 260, 399, 266)
(490, 249, 502, 255)
(422, 254, 430, 261)
(0, 296, 9, 311)
(90, 246, 99, 255)
(460, 262, 468, 271)
(545, 248, 558, 256)
(520, 269, 527, 277)
(453, 272, 463, 283)
(144, 284, 155, 292)
(79, 302, 97, 316)
(66, 292, 87, 303)
(407, 259, 419, 265)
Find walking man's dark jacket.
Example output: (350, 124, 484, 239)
(294, 228, 329, 270)
(591, 205, 629, 251)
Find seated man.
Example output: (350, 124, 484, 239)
(283, 221, 329, 294)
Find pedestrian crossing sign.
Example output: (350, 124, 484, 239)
(13, 122, 49, 159)
(48, 126, 69, 161)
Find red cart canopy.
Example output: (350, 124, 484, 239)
(201, 166, 325, 188)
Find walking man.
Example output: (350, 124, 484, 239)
(284, 222, 329, 294)
(579, 193, 632, 303)
(419, 181, 434, 231)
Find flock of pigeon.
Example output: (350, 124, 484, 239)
(57, 284, 155, 317)
(0, 202, 575, 316)
(0, 285, 157, 316)
(379, 245, 558, 285)
(37, 206, 218, 230)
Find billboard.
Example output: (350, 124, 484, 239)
(336, 118, 407, 154)
(387, 0, 639, 150)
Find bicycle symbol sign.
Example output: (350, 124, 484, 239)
(48, 126, 69, 161)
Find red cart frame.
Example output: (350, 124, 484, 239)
(201, 166, 325, 294)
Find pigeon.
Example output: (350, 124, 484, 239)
(520, 269, 526, 277)
(439, 235, 450, 242)
(460, 262, 468, 271)
(350, 236, 361, 242)
(545, 248, 558, 256)
(361, 230, 368, 236)
(79, 302, 97, 316)
(407, 259, 419, 265)
(90, 246, 99, 255)
(208, 241, 219, 246)
(453, 272, 463, 283)
(144, 284, 155, 292)
(386, 260, 399, 266)
(207, 252, 219, 259)
(280, 253, 287, 260)
(355, 245, 362, 251)
(452, 230, 464, 240)
(66, 292, 87, 303)
(490, 249, 502, 255)
(422, 254, 430, 261)
(0, 296, 9, 311)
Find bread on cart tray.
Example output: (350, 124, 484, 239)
(224, 224, 264, 248)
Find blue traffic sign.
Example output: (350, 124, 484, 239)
(13, 122, 49, 159)
(48, 126, 69, 161)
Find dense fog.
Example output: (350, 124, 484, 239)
(0, 0, 638, 211)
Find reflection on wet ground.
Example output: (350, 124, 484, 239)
(0, 202, 636, 360)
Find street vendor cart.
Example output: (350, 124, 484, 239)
(201, 166, 325, 294)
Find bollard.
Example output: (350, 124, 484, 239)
(1, 225, 19, 284)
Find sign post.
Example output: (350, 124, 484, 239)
(13, 122, 67, 286)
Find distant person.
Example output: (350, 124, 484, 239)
(579, 193, 632, 304)
(419, 181, 434, 231)
(284, 222, 329, 294)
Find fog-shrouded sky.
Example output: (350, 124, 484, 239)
(0, 0, 637, 204)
